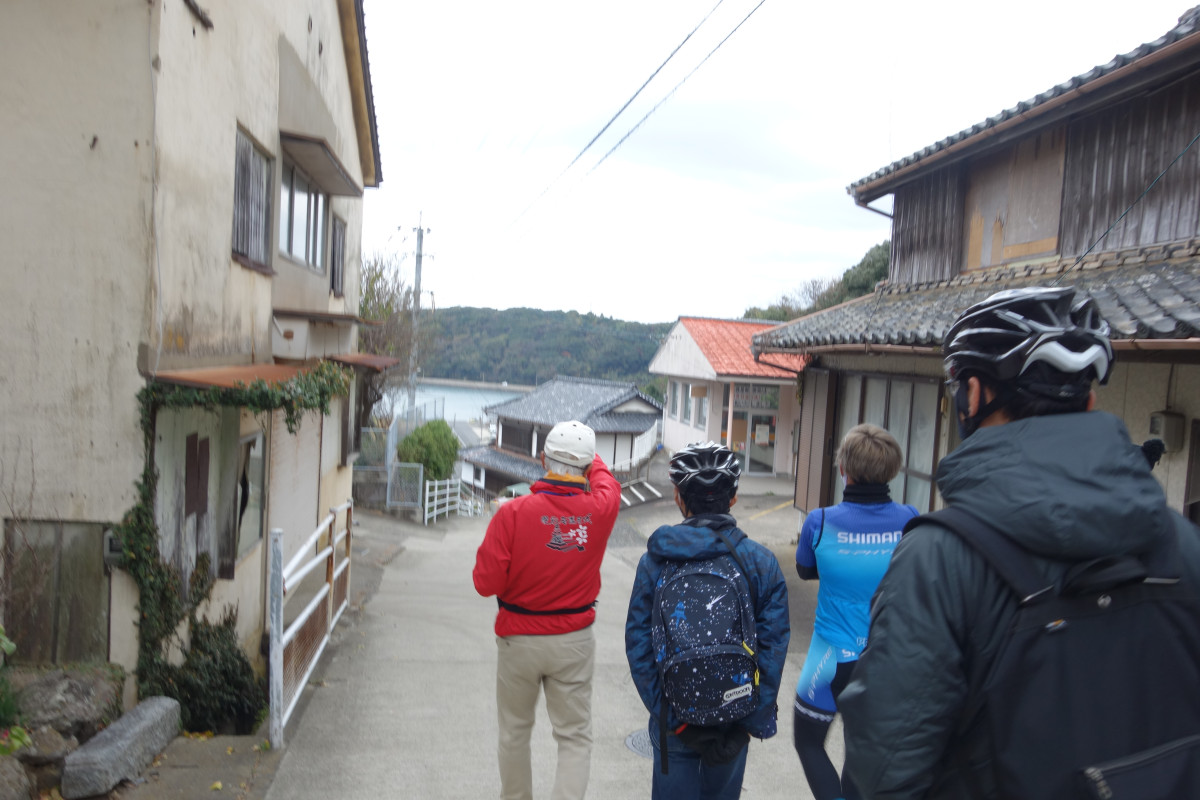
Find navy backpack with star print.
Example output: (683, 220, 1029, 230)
(651, 526, 759, 728)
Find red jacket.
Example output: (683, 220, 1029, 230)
(473, 455, 621, 636)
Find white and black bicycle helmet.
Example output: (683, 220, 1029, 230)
(668, 441, 741, 497)
(944, 286, 1113, 385)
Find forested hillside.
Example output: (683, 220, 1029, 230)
(422, 307, 671, 394)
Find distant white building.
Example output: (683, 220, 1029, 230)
(649, 317, 806, 478)
(461, 376, 662, 500)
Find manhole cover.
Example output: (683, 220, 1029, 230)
(625, 728, 653, 760)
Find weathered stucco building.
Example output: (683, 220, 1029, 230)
(0, 0, 383, 706)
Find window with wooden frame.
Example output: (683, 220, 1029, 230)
(279, 161, 328, 271)
(330, 217, 347, 297)
(225, 431, 265, 579)
(832, 372, 942, 511)
(232, 130, 273, 273)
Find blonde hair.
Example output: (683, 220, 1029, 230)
(837, 423, 903, 485)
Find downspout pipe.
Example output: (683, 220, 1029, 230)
(752, 353, 807, 375)
(855, 199, 893, 219)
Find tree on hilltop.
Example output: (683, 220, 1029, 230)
(743, 241, 890, 322)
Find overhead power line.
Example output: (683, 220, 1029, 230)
(564, 0, 728, 176)
(511, 0, 728, 225)
(589, 0, 769, 175)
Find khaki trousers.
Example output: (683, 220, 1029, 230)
(496, 627, 595, 800)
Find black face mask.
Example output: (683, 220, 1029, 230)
(955, 376, 1008, 441)
(955, 379, 975, 440)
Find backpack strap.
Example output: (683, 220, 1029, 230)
(904, 507, 1055, 606)
(714, 527, 757, 608)
(812, 508, 826, 548)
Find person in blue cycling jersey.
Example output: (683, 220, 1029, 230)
(793, 424, 917, 800)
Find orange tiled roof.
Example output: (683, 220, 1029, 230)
(679, 318, 806, 378)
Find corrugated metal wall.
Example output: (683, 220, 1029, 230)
(890, 165, 966, 285)
(1062, 71, 1200, 256)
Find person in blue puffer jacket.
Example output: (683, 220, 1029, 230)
(626, 442, 790, 800)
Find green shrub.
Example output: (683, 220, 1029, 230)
(168, 606, 265, 734)
(396, 420, 460, 481)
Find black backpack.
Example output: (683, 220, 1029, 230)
(907, 507, 1200, 800)
(651, 527, 759, 767)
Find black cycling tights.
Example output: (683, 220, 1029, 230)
(793, 661, 860, 800)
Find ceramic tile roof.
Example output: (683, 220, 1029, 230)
(849, 7, 1200, 199)
(484, 375, 662, 430)
(459, 445, 545, 484)
(752, 252, 1200, 354)
(679, 317, 807, 378)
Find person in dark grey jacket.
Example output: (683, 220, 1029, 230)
(839, 286, 1200, 798)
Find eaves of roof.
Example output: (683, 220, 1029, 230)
(589, 411, 661, 435)
(751, 246, 1200, 357)
(337, 0, 382, 187)
(849, 8, 1200, 203)
(460, 446, 545, 484)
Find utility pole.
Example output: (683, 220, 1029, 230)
(406, 222, 428, 412)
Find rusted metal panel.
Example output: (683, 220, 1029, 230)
(1063, 72, 1200, 256)
(891, 165, 966, 285)
(153, 363, 305, 390)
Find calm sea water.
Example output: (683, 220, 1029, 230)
(391, 382, 524, 423)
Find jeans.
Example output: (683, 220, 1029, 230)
(649, 721, 748, 800)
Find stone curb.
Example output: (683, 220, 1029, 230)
(61, 697, 180, 799)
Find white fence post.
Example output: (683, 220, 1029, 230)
(268, 528, 284, 750)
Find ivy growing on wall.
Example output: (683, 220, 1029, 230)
(113, 360, 350, 731)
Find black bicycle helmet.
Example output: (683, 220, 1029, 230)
(668, 441, 741, 497)
(944, 286, 1113, 385)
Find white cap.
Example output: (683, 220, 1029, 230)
(543, 420, 595, 467)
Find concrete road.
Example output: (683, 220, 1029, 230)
(256, 486, 842, 800)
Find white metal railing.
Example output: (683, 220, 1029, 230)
(612, 424, 661, 474)
(268, 499, 354, 748)
(423, 478, 487, 524)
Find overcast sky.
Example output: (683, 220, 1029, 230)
(359, 1, 1188, 324)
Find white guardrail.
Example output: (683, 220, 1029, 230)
(611, 424, 660, 474)
(424, 478, 486, 524)
(267, 499, 353, 748)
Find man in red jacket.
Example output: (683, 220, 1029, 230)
(473, 420, 621, 800)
